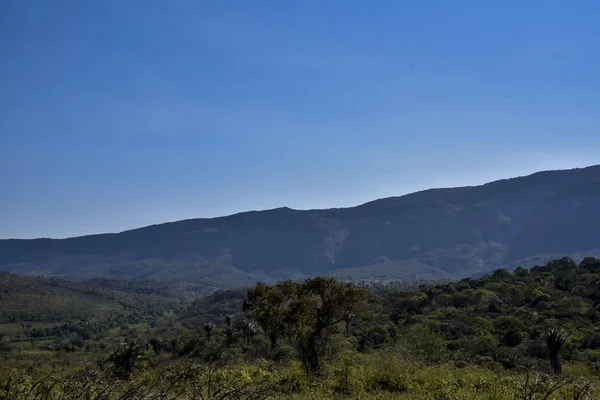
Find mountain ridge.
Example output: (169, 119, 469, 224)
(2, 164, 600, 290)
(5, 165, 599, 240)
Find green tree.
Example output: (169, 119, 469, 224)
(244, 280, 297, 349)
(493, 316, 524, 347)
(247, 277, 366, 375)
(492, 269, 511, 281)
(288, 277, 367, 375)
(514, 266, 530, 277)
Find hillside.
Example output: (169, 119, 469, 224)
(4, 257, 600, 398)
(1, 165, 600, 289)
(0, 272, 185, 323)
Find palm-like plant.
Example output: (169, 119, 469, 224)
(107, 339, 148, 378)
(168, 337, 178, 353)
(149, 337, 163, 356)
(237, 320, 258, 344)
(546, 328, 569, 374)
(224, 315, 234, 346)
(204, 323, 216, 341)
(345, 311, 355, 335)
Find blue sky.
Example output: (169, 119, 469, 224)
(1, 0, 599, 239)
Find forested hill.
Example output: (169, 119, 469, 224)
(4, 257, 600, 398)
(1, 165, 599, 288)
(0, 272, 186, 323)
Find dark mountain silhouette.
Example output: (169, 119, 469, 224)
(1, 165, 599, 289)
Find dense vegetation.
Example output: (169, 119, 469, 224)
(2, 166, 600, 292)
(2, 256, 600, 398)
(0, 272, 185, 323)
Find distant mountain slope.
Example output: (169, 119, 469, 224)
(506, 180, 600, 261)
(1, 165, 599, 288)
(0, 272, 185, 323)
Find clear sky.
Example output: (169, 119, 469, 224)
(1, 0, 599, 239)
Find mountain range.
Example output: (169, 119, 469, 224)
(2, 165, 600, 292)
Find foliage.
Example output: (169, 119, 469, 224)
(244, 281, 296, 349)
(107, 339, 149, 378)
(0, 272, 184, 323)
(2, 257, 600, 398)
(245, 277, 367, 375)
(546, 328, 569, 375)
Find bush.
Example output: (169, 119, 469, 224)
(494, 316, 524, 347)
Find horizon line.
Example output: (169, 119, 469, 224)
(3, 163, 598, 241)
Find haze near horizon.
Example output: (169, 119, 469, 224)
(1, 0, 599, 239)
